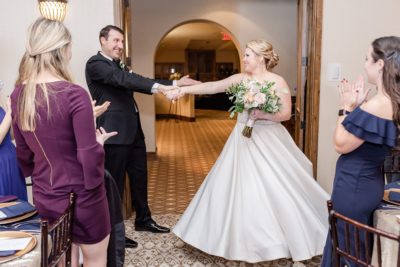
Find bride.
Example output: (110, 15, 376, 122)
(171, 40, 329, 263)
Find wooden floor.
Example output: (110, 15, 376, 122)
(147, 109, 236, 214)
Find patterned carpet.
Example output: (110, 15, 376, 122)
(124, 110, 322, 266)
(147, 110, 236, 214)
(124, 214, 322, 267)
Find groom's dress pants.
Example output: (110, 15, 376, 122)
(104, 129, 152, 224)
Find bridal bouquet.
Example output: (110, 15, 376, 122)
(226, 79, 280, 138)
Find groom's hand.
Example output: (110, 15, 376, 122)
(158, 85, 178, 94)
(165, 88, 184, 101)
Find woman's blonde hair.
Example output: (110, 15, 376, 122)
(246, 40, 279, 70)
(15, 17, 72, 131)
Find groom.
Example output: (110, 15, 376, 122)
(85, 25, 199, 248)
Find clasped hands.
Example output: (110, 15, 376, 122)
(338, 75, 370, 111)
(158, 75, 201, 101)
(158, 86, 184, 101)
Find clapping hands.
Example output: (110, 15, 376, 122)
(96, 127, 117, 146)
(91, 100, 118, 145)
(92, 100, 110, 118)
(338, 76, 370, 111)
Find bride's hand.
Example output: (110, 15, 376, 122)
(250, 109, 265, 120)
(165, 87, 184, 101)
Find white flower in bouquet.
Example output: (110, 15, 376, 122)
(248, 80, 260, 94)
(254, 93, 267, 105)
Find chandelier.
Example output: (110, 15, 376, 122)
(38, 0, 68, 22)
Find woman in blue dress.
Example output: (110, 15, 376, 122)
(322, 36, 400, 266)
(0, 95, 27, 200)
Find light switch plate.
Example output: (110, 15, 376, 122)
(327, 63, 341, 82)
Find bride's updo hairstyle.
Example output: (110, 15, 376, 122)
(246, 40, 279, 71)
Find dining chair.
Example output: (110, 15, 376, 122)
(41, 193, 75, 267)
(384, 148, 400, 183)
(327, 200, 400, 267)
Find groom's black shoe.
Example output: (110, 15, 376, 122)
(125, 237, 138, 248)
(135, 220, 170, 233)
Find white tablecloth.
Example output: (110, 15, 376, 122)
(1, 234, 41, 267)
(372, 209, 400, 266)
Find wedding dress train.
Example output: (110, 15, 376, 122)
(173, 111, 329, 263)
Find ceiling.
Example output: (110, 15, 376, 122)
(157, 22, 237, 51)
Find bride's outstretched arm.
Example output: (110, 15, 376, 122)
(250, 78, 292, 122)
(180, 73, 244, 95)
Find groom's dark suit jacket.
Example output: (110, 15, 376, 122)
(85, 52, 172, 144)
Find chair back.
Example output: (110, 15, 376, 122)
(327, 200, 400, 267)
(384, 148, 400, 183)
(41, 193, 75, 267)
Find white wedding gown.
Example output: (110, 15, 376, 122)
(173, 111, 330, 263)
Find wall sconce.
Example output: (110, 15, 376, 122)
(38, 0, 68, 22)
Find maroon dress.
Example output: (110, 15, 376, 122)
(11, 81, 111, 244)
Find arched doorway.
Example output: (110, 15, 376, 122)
(153, 20, 241, 120)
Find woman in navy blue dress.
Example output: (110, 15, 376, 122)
(0, 96, 27, 200)
(322, 36, 400, 266)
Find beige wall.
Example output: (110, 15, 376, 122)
(317, 0, 400, 193)
(131, 0, 298, 151)
(0, 0, 116, 202)
(0, 0, 115, 95)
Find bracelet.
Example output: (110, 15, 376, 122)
(338, 109, 351, 116)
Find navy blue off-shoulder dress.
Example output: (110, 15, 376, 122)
(0, 107, 27, 200)
(322, 107, 397, 266)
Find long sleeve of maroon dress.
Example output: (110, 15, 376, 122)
(11, 81, 111, 244)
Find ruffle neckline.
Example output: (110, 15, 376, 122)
(342, 107, 397, 147)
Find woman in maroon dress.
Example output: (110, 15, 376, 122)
(11, 18, 114, 266)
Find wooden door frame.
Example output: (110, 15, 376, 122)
(296, 0, 323, 176)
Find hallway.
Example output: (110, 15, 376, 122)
(147, 109, 236, 215)
(124, 110, 321, 266)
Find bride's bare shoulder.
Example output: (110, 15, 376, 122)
(266, 73, 288, 88)
(228, 73, 246, 82)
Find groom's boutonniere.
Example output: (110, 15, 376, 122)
(119, 61, 126, 70)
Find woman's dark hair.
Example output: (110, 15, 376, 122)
(371, 36, 400, 126)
